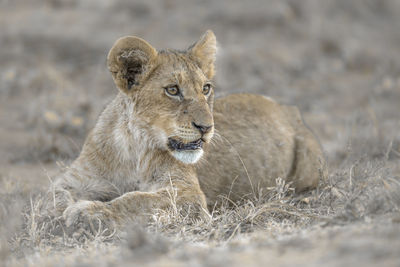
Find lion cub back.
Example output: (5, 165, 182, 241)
(197, 94, 324, 206)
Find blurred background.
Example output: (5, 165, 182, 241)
(1, 0, 400, 201)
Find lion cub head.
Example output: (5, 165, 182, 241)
(107, 31, 217, 164)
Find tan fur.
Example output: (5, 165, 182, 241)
(46, 30, 325, 231)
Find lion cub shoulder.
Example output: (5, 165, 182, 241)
(197, 93, 325, 206)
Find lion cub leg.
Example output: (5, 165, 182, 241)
(289, 127, 326, 192)
(63, 182, 208, 232)
(281, 106, 325, 192)
(109, 187, 208, 221)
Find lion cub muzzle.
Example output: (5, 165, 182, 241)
(192, 122, 212, 135)
(167, 121, 214, 165)
(168, 138, 204, 151)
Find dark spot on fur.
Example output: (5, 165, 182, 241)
(125, 65, 142, 89)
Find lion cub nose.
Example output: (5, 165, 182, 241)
(192, 122, 212, 135)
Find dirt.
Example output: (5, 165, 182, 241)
(1, 0, 400, 266)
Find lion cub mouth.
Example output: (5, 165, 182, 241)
(168, 138, 204, 151)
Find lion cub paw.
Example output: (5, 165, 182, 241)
(63, 200, 115, 239)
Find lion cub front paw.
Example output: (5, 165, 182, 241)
(63, 200, 115, 238)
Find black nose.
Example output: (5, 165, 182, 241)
(192, 122, 212, 134)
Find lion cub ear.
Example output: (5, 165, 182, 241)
(189, 30, 217, 79)
(107, 36, 158, 94)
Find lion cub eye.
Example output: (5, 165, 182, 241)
(202, 83, 212, 95)
(165, 85, 180, 96)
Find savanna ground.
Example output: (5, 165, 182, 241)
(1, 0, 400, 266)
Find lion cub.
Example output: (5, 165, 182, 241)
(48, 30, 325, 231)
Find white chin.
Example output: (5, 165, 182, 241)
(171, 149, 204, 164)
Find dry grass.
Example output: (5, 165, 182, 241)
(5, 141, 400, 265)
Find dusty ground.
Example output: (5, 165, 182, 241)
(1, 0, 400, 266)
